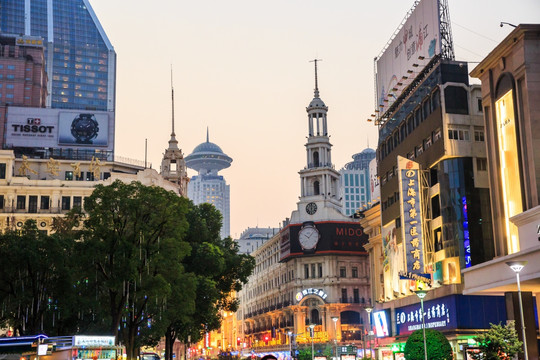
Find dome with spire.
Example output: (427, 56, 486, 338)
(185, 128, 232, 174)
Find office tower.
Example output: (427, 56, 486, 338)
(0, 0, 116, 111)
(185, 130, 232, 239)
(339, 148, 376, 216)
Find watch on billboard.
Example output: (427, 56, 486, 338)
(58, 113, 109, 146)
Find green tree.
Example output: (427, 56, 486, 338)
(0, 220, 75, 335)
(404, 328, 452, 360)
(470, 322, 523, 360)
(79, 180, 194, 359)
(163, 203, 255, 360)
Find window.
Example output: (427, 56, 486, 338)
(474, 129, 485, 142)
(0, 163, 6, 179)
(304, 264, 309, 279)
(7, 65, 15, 70)
(477, 98, 483, 113)
(318, 263, 323, 278)
(431, 195, 441, 219)
(73, 196, 82, 209)
(86, 172, 95, 181)
(353, 289, 360, 303)
(339, 267, 346, 278)
(444, 86, 469, 114)
(6, 84, 14, 89)
(311, 264, 316, 279)
(341, 288, 348, 303)
(41, 196, 50, 210)
(61, 196, 71, 210)
(448, 128, 470, 141)
(65, 171, 73, 181)
(416, 144, 424, 156)
(17, 195, 26, 210)
(352, 267, 358, 278)
(433, 128, 442, 142)
(28, 196, 38, 213)
(0, 195, 4, 209)
(477, 158, 488, 171)
(423, 136, 432, 150)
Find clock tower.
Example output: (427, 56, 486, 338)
(292, 60, 343, 223)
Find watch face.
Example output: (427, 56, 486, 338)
(71, 113, 99, 144)
(306, 202, 317, 215)
(299, 224, 319, 250)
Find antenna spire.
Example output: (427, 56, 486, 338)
(310, 58, 322, 98)
(206, 126, 209, 142)
(168, 65, 178, 149)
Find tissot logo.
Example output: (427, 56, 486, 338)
(27, 118, 41, 125)
(12, 124, 54, 133)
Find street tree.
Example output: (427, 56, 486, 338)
(404, 328, 453, 360)
(470, 321, 523, 360)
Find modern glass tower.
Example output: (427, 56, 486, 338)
(339, 148, 376, 216)
(0, 0, 115, 111)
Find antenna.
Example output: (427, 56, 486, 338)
(171, 65, 175, 136)
(309, 58, 322, 98)
(367, 135, 370, 149)
(206, 126, 209, 142)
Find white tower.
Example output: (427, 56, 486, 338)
(292, 60, 343, 223)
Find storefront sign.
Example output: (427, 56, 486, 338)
(373, 310, 391, 337)
(73, 336, 115, 347)
(295, 288, 328, 303)
(395, 296, 457, 335)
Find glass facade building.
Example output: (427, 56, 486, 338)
(339, 148, 376, 216)
(0, 0, 115, 111)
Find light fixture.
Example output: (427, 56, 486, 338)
(500, 22, 517, 28)
(309, 324, 315, 360)
(415, 290, 428, 360)
(331, 316, 339, 360)
(418, 56, 425, 60)
(506, 261, 529, 360)
(412, 63, 419, 67)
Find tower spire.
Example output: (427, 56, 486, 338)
(206, 126, 209, 142)
(168, 65, 178, 149)
(310, 58, 322, 98)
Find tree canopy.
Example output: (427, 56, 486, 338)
(404, 328, 453, 360)
(470, 322, 523, 360)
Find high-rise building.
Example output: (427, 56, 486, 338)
(339, 148, 376, 216)
(0, 0, 116, 112)
(235, 227, 279, 255)
(185, 130, 232, 239)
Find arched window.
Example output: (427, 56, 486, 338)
(313, 151, 320, 167)
(311, 309, 320, 325)
(314, 181, 320, 195)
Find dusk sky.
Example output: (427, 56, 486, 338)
(90, 0, 539, 238)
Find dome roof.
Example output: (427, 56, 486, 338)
(308, 97, 327, 109)
(191, 141, 225, 155)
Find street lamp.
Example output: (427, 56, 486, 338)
(415, 290, 428, 360)
(309, 324, 316, 360)
(365, 307, 373, 359)
(288, 331, 293, 360)
(331, 316, 339, 360)
(506, 260, 529, 360)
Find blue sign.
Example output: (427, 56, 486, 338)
(399, 165, 425, 274)
(462, 196, 471, 268)
(395, 295, 457, 335)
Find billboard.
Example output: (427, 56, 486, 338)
(397, 156, 425, 275)
(369, 158, 380, 204)
(280, 221, 368, 261)
(5, 107, 113, 151)
(375, 0, 441, 116)
(373, 309, 391, 337)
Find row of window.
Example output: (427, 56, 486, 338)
(0, 194, 86, 212)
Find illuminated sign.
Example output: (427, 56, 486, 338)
(375, 0, 441, 116)
(295, 288, 328, 303)
(462, 196, 471, 267)
(373, 310, 391, 337)
(397, 156, 424, 274)
(395, 296, 457, 335)
(16, 36, 44, 47)
(73, 336, 115, 347)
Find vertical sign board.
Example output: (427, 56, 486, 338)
(375, 0, 441, 116)
(397, 156, 424, 274)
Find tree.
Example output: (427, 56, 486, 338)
(470, 322, 523, 360)
(79, 180, 194, 359)
(0, 220, 76, 335)
(162, 203, 255, 360)
(404, 329, 453, 360)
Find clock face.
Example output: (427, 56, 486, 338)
(306, 202, 317, 215)
(299, 225, 320, 250)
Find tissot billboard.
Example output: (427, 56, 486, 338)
(280, 221, 368, 261)
(5, 107, 113, 151)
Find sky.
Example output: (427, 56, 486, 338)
(89, 0, 539, 239)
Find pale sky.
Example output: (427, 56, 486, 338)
(90, 0, 539, 238)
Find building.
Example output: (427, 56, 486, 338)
(0, 34, 48, 149)
(185, 130, 232, 239)
(463, 24, 540, 360)
(237, 62, 371, 360)
(339, 148, 376, 216)
(236, 227, 280, 255)
(369, 1, 509, 359)
(0, 149, 182, 234)
(0, 0, 116, 112)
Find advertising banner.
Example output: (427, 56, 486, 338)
(398, 156, 425, 274)
(395, 295, 457, 335)
(373, 309, 391, 337)
(369, 158, 380, 203)
(279, 221, 368, 261)
(375, 0, 441, 116)
(5, 107, 113, 151)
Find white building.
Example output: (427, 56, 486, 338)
(185, 131, 232, 239)
(236, 227, 280, 255)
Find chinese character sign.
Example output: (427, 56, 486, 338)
(398, 157, 424, 274)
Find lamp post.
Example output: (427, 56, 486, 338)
(506, 260, 529, 360)
(415, 290, 428, 360)
(365, 307, 373, 359)
(309, 324, 316, 360)
(331, 316, 339, 360)
(288, 331, 293, 360)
